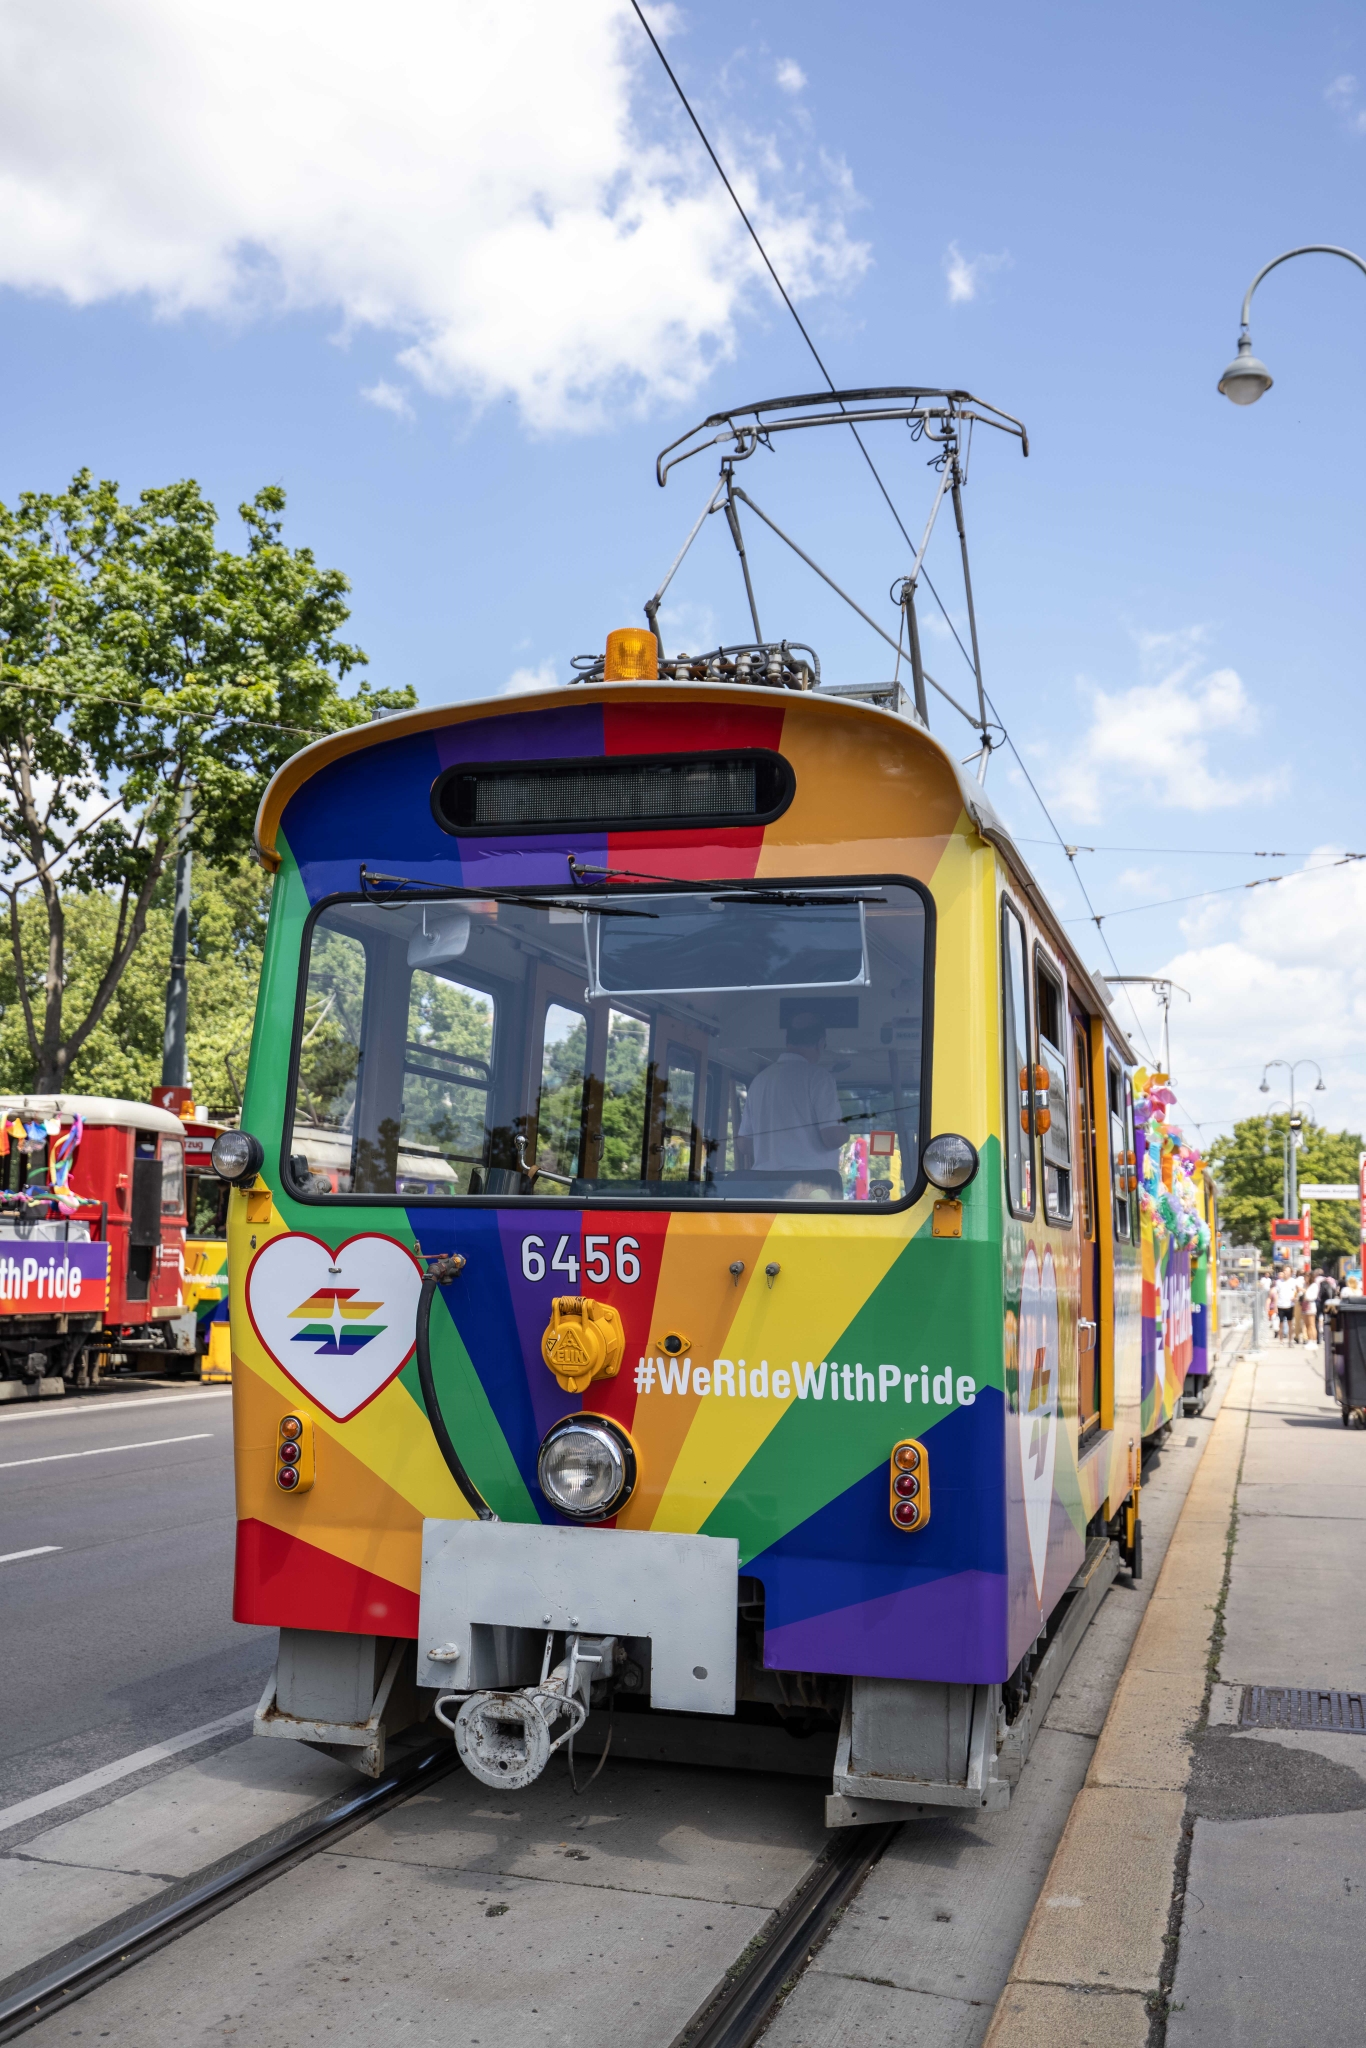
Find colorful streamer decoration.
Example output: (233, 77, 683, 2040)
(1133, 1070, 1210, 1255)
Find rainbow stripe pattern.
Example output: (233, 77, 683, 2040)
(230, 686, 1144, 1687)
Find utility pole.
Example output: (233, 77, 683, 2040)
(1103, 977, 1190, 1078)
(160, 791, 192, 1094)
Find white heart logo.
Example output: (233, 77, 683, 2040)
(1016, 1243, 1059, 1604)
(245, 1232, 424, 1421)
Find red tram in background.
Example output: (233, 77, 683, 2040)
(0, 1094, 194, 1398)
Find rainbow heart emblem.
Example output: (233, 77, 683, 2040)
(245, 1232, 425, 1420)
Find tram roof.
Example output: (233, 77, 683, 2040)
(255, 681, 1136, 1063)
(0, 1095, 187, 1135)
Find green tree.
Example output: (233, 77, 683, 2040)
(0, 859, 270, 1114)
(0, 471, 412, 1090)
(1208, 1113, 1364, 1258)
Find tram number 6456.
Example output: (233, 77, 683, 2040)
(520, 1233, 640, 1286)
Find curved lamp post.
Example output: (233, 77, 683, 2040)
(1259, 1059, 1326, 1220)
(1218, 246, 1366, 404)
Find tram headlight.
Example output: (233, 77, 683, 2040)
(537, 1414, 636, 1520)
(211, 1129, 265, 1184)
(923, 1133, 979, 1192)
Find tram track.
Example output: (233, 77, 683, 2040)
(0, 1738, 461, 2043)
(0, 1728, 896, 2048)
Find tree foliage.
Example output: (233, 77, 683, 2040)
(0, 471, 413, 1089)
(0, 860, 269, 1115)
(1208, 1113, 1364, 1258)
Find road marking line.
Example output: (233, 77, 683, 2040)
(0, 1706, 257, 1834)
(0, 1433, 213, 1470)
(0, 1545, 61, 1563)
(0, 1389, 232, 1424)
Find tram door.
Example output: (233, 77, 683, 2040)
(1071, 1008, 1101, 1437)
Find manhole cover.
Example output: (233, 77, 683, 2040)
(1239, 1687, 1366, 1733)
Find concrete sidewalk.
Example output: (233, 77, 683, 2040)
(1167, 1343, 1366, 2043)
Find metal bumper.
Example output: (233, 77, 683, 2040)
(418, 1520, 739, 1714)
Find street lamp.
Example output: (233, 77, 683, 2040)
(1218, 245, 1366, 404)
(1260, 1059, 1326, 1221)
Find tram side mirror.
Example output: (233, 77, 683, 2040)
(408, 909, 472, 969)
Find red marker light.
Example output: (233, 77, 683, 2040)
(277, 1466, 300, 1491)
(889, 1439, 929, 1530)
(278, 1441, 301, 1466)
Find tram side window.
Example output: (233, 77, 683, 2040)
(1107, 1055, 1133, 1240)
(1034, 956, 1072, 1225)
(1001, 901, 1034, 1218)
(1072, 1018, 1097, 1241)
(159, 1139, 185, 1216)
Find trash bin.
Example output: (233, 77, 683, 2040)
(1328, 1299, 1366, 1422)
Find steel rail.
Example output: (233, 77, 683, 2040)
(670, 1821, 900, 2048)
(0, 1737, 461, 2042)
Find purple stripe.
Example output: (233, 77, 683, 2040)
(762, 1568, 1008, 1684)
(432, 703, 603, 768)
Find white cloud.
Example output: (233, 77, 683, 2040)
(502, 658, 560, 695)
(361, 379, 414, 421)
(776, 58, 807, 94)
(0, 0, 869, 432)
(1047, 629, 1281, 824)
(1117, 850, 1366, 1139)
(1326, 74, 1366, 133)
(943, 241, 1011, 304)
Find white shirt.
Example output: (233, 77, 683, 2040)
(739, 1053, 844, 1171)
(1274, 1277, 1298, 1310)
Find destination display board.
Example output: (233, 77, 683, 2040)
(0, 1241, 111, 1313)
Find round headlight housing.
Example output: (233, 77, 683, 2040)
(210, 1129, 265, 1184)
(537, 1415, 636, 1521)
(923, 1132, 980, 1192)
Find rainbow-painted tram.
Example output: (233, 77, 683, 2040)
(219, 621, 1155, 1816)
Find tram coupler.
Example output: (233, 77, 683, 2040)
(437, 1632, 620, 1790)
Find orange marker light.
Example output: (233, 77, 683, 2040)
(889, 1439, 929, 1530)
(603, 627, 658, 681)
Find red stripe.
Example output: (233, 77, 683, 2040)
(232, 1518, 419, 1637)
(603, 701, 784, 756)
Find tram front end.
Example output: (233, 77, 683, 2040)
(224, 646, 1133, 1816)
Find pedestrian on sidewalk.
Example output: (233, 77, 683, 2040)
(1302, 1270, 1320, 1344)
(1318, 1268, 1338, 1326)
(1273, 1270, 1298, 1340)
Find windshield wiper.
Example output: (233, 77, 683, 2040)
(709, 890, 887, 907)
(359, 869, 656, 916)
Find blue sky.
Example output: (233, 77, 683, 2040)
(0, 0, 1363, 1143)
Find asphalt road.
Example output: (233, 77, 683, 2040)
(0, 1386, 274, 1810)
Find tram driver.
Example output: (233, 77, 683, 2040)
(735, 1008, 846, 1185)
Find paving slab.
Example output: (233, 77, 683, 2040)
(1086, 1665, 1202, 1790)
(20, 1849, 770, 2048)
(763, 1968, 984, 2048)
(0, 1857, 166, 1978)
(1010, 1784, 1185, 1992)
(1043, 1587, 1151, 1740)
(1220, 1496, 1366, 1689)
(343, 1755, 828, 1906)
(1167, 1810, 1366, 2046)
(20, 1734, 358, 1879)
(983, 1982, 1150, 2047)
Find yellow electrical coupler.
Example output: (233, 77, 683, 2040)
(244, 1177, 275, 1226)
(932, 1199, 963, 1238)
(542, 1296, 625, 1395)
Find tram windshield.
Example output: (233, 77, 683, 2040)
(285, 883, 927, 1207)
